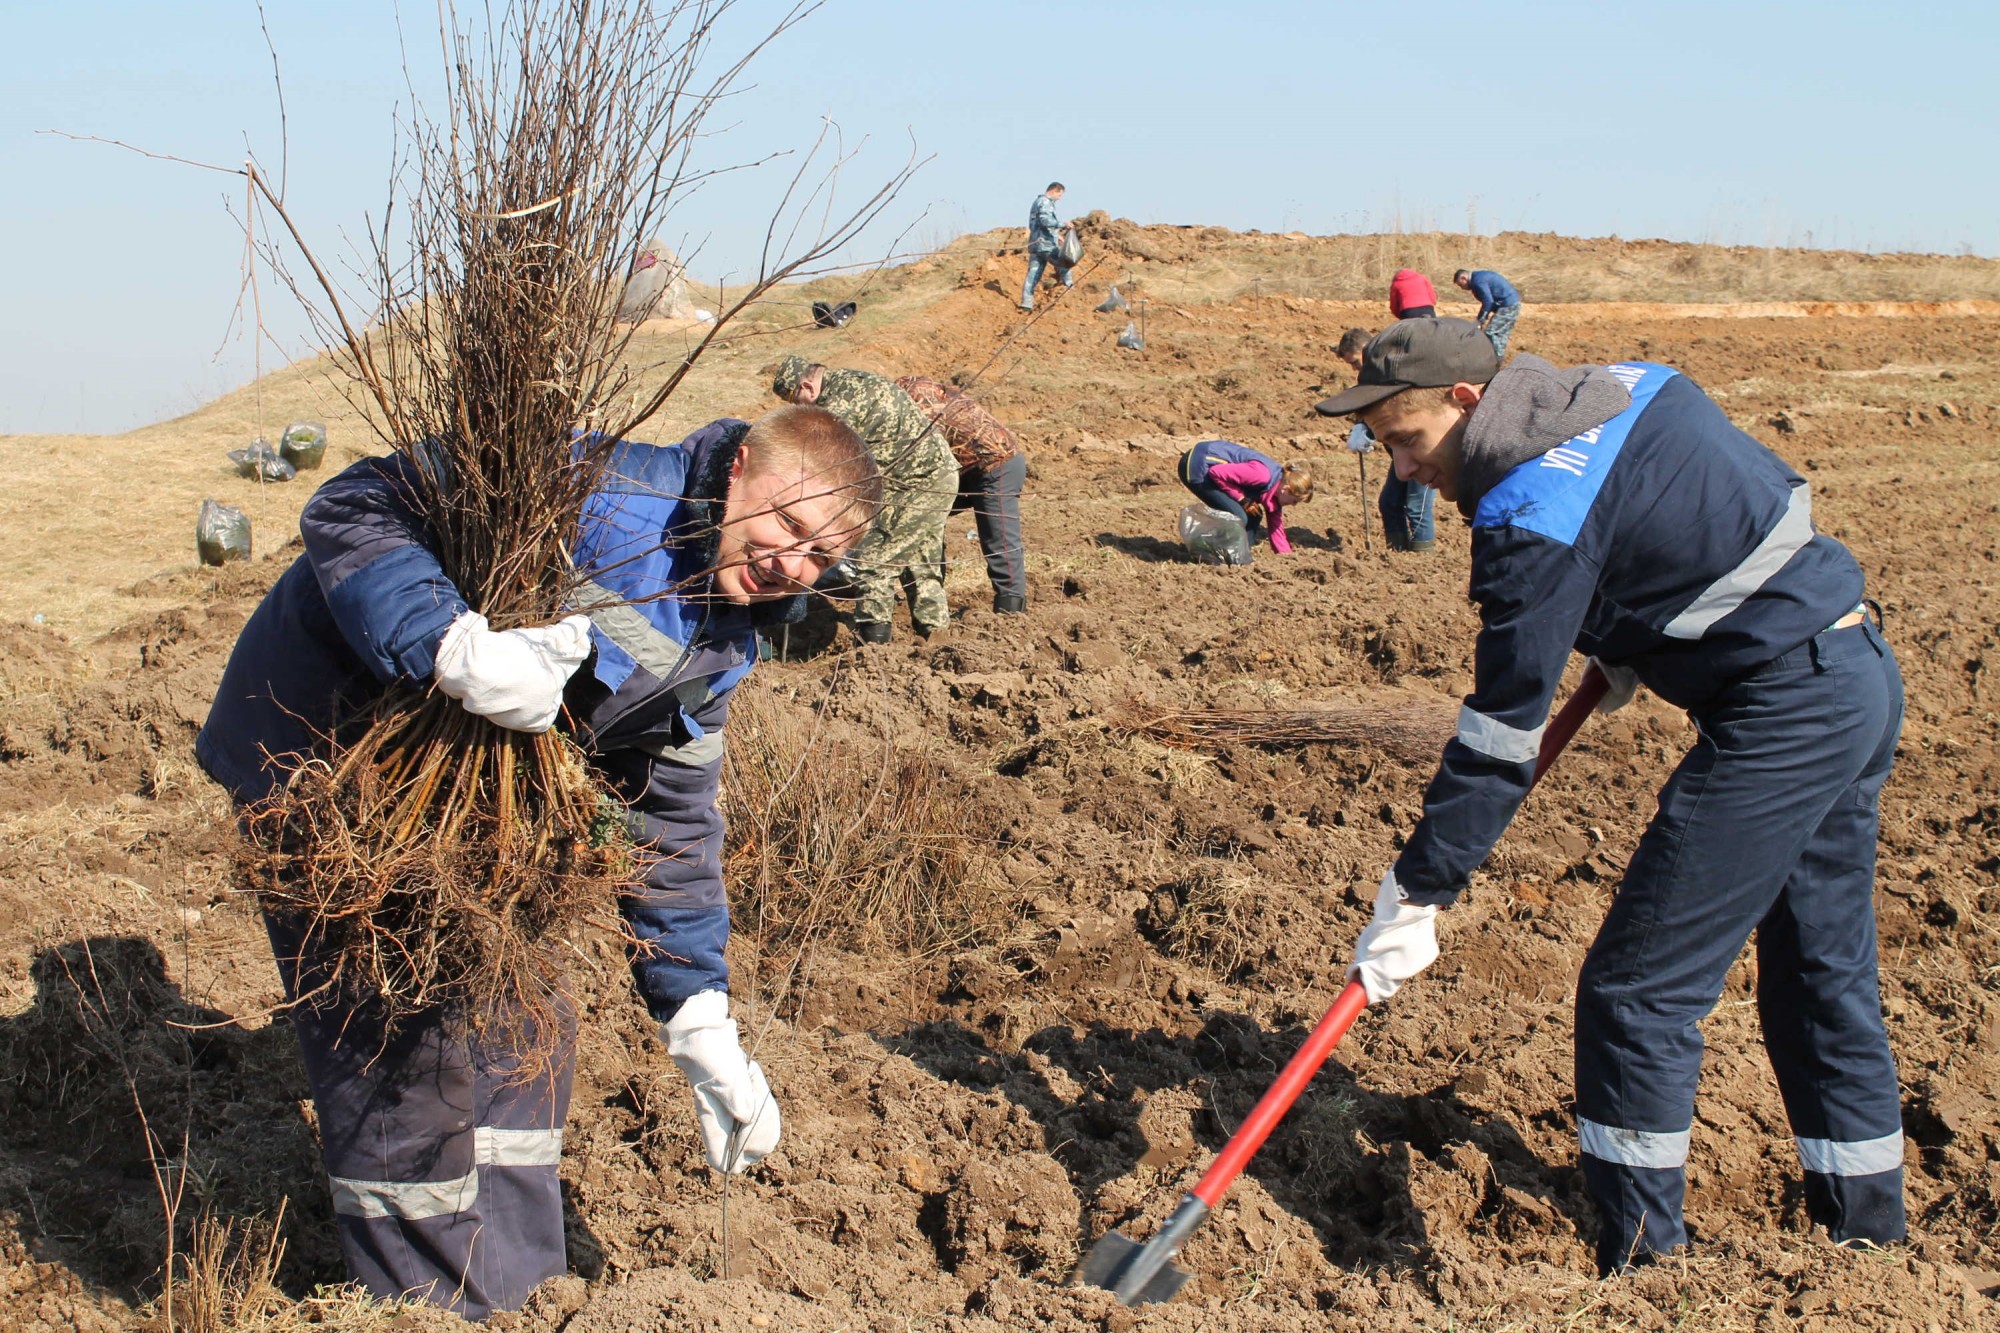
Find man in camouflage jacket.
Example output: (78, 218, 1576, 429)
(896, 375, 1029, 612)
(773, 355, 957, 641)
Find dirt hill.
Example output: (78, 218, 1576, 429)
(0, 224, 1995, 1331)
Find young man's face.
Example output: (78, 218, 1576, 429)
(1338, 348, 1365, 375)
(1047, 187, 1064, 201)
(711, 450, 866, 604)
(1357, 384, 1485, 501)
(1453, 273, 1473, 291)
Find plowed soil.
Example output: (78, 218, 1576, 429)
(0, 224, 1994, 1331)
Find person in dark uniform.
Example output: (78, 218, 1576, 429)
(198, 406, 881, 1318)
(1318, 317, 1906, 1276)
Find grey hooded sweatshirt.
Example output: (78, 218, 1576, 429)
(1453, 353, 1632, 518)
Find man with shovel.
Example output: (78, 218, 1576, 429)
(1315, 318, 1907, 1276)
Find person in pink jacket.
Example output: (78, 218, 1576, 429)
(1389, 268, 1438, 319)
(1178, 439, 1315, 553)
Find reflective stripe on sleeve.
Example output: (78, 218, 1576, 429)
(1578, 1117, 1691, 1169)
(327, 1126, 563, 1219)
(1456, 704, 1544, 765)
(1796, 1130, 1903, 1177)
(1663, 484, 1814, 639)
(575, 577, 691, 678)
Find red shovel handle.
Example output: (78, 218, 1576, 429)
(1185, 663, 1609, 1209)
(1190, 979, 1368, 1205)
(1533, 663, 1607, 789)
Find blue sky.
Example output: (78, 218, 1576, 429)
(3, 1, 1994, 434)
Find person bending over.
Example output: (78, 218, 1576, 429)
(1318, 317, 1905, 1277)
(198, 406, 882, 1318)
(1178, 438, 1313, 555)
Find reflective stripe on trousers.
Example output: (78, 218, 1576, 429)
(264, 910, 578, 1320)
(329, 1125, 565, 1219)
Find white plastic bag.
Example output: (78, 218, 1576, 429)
(1178, 503, 1252, 566)
(227, 439, 296, 482)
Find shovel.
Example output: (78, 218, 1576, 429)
(1079, 664, 1611, 1304)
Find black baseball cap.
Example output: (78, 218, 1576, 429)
(1315, 317, 1499, 416)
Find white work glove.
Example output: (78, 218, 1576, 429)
(1589, 657, 1640, 714)
(1346, 423, 1376, 455)
(662, 990, 781, 1174)
(1347, 869, 1440, 1004)
(432, 611, 593, 733)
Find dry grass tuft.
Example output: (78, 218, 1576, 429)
(722, 684, 1011, 974)
(1149, 862, 1260, 976)
(158, 1207, 290, 1333)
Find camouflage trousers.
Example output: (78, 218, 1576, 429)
(852, 453, 958, 632)
(1485, 304, 1520, 358)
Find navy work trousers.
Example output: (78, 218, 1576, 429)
(1575, 618, 1906, 1275)
(951, 453, 1029, 600)
(266, 912, 575, 1319)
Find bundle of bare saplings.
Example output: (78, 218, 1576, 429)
(238, 0, 910, 1061)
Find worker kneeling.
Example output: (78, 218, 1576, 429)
(1317, 319, 1905, 1275)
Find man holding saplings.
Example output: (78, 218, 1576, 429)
(1317, 318, 1908, 1275)
(198, 405, 881, 1317)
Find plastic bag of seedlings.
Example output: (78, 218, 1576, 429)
(1178, 503, 1252, 566)
(227, 438, 297, 482)
(1117, 320, 1145, 351)
(1057, 225, 1083, 267)
(279, 420, 328, 470)
(1096, 284, 1128, 313)
(196, 498, 252, 566)
(812, 299, 857, 329)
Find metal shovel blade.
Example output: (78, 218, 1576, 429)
(1077, 1229, 1191, 1305)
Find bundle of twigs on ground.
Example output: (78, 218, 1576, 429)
(238, 0, 913, 1055)
(1115, 699, 1456, 767)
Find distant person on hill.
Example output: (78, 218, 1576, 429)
(1389, 268, 1437, 319)
(1317, 317, 1908, 1279)
(1177, 439, 1314, 556)
(1020, 181, 1074, 312)
(1336, 326, 1434, 552)
(773, 355, 958, 643)
(1455, 268, 1522, 357)
(196, 407, 882, 1319)
(896, 375, 1031, 614)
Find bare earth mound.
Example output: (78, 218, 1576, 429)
(0, 224, 1994, 1331)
